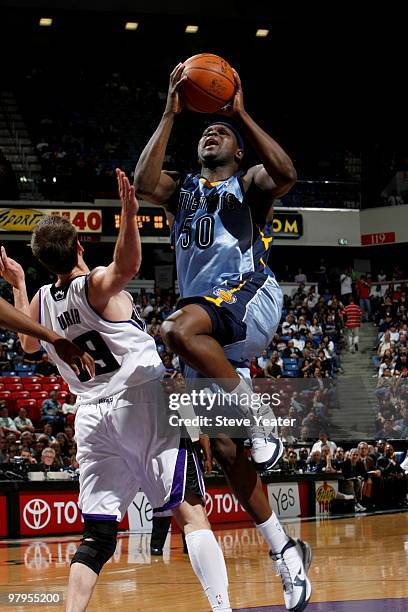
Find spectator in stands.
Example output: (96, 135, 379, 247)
(20, 448, 37, 464)
(311, 431, 337, 455)
(0, 405, 18, 435)
(306, 449, 324, 473)
(20, 431, 34, 452)
(41, 390, 65, 429)
(283, 340, 303, 359)
(357, 274, 371, 321)
(35, 352, 59, 376)
(341, 296, 362, 353)
(339, 448, 367, 512)
(297, 448, 309, 471)
(395, 405, 408, 437)
(375, 418, 400, 440)
(50, 440, 65, 468)
(63, 425, 75, 445)
(304, 286, 319, 310)
(56, 432, 71, 457)
(42, 422, 56, 442)
(295, 267, 307, 284)
(377, 331, 393, 357)
(40, 447, 57, 471)
(377, 447, 408, 508)
(264, 351, 282, 378)
(62, 393, 77, 425)
(358, 441, 376, 471)
(340, 268, 353, 302)
(0, 434, 8, 463)
(249, 357, 263, 378)
(257, 349, 269, 370)
(13, 407, 35, 433)
(332, 447, 345, 470)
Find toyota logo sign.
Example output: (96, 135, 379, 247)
(204, 492, 213, 517)
(23, 498, 51, 530)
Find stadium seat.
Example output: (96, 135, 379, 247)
(42, 383, 61, 392)
(4, 383, 24, 392)
(0, 390, 12, 407)
(57, 391, 68, 401)
(0, 383, 4, 391)
(10, 390, 30, 401)
(25, 376, 41, 384)
(23, 383, 42, 392)
(2, 376, 21, 384)
(16, 398, 37, 419)
(40, 376, 59, 384)
(29, 391, 48, 400)
(1, 372, 17, 377)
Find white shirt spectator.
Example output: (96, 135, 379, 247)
(340, 274, 352, 295)
(0, 416, 17, 431)
(293, 338, 305, 351)
(310, 324, 323, 336)
(141, 303, 154, 319)
(14, 415, 34, 431)
(295, 272, 307, 284)
(311, 439, 337, 455)
(257, 355, 269, 369)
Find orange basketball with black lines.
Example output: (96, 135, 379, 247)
(181, 53, 236, 113)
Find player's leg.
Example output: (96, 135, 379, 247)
(67, 518, 118, 612)
(67, 402, 126, 611)
(172, 493, 231, 612)
(150, 510, 173, 555)
(354, 327, 359, 351)
(161, 303, 240, 389)
(211, 436, 312, 612)
(162, 300, 283, 470)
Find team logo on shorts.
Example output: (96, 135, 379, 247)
(213, 288, 236, 304)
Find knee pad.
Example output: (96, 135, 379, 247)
(71, 518, 118, 575)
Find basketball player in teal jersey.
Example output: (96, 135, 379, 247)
(134, 64, 312, 611)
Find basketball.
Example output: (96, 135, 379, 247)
(180, 53, 236, 113)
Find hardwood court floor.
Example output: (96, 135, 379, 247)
(1, 512, 408, 611)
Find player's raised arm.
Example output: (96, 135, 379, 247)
(133, 63, 185, 205)
(222, 69, 297, 200)
(87, 169, 141, 310)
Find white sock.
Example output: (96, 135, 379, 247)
(185, 529, 231, 611)
(257, 512, 289, 555)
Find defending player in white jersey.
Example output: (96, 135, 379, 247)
(1, 170, 233, 612)
(0, 287, 94, 376)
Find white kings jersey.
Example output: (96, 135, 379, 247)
(38, 275, 164, 403)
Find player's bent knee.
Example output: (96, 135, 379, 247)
(161, 320, 190, 353)
(71, 518, 118, 576)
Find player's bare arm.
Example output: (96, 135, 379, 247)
(0, 250, 95, 377)
(133, 63, 186, 206)
(87, 169, 141, 318)
(222, 69, 297, 200)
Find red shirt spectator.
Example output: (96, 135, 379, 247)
(342, 301, 362, 328)
(357, 278, 370, 299)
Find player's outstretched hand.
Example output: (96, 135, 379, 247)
(116, 168, 139, 215)
(52, 337, 95, 379)
(0, 245, 25, 289)
(219, 69, 245, 119)
(165, 63, 186, 115)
